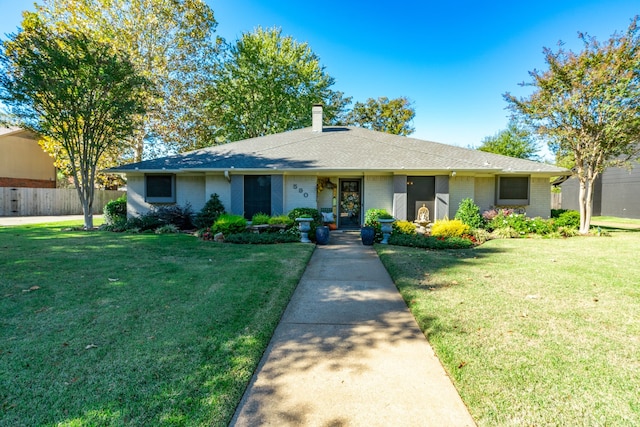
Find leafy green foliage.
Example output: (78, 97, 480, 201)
(505, 17, 640, 233)
(431, 219, 470, 238)
(478, 119, 540, 160)
(345, 96, 415, 135)
(393, 220, 417, 235)
(554, 210, 581, 229)
(194, 193, 226, 229)
(34, 0, 221, 157)
(103, 194, 127, 225)
(212, 214, 248, 236)
(250, 213, 271, 225)
(210, 27, 344, 142)
(364, 208, 392, 243)
(287, 207, 321, 242)
(0, 17, 150, 228)
(454, 198, 484, 229)
(268, 215, 294, 227)
(388, 234, 474, 249)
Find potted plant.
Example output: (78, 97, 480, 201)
(295, 215, 313, 243)
(361, 225, 375, 245)
(377, 213, 395, 244)
(315, 224, 330, 245)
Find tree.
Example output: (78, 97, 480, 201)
(345, 96, 415, 136)
(478, 119, 540, 160)
(0, 18, 150, 229)
(34, 0, 221, 158)
(505, 17, 640, 234)
(209, 27, 346, 141)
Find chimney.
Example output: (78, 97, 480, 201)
(312, 104, 323, 132)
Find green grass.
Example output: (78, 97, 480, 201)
(592, 216, 640, 226)
(377, 233, 640, 426)
(0, 222, 314, 426)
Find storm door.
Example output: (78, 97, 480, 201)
(339, 179, 361, 228)
(244, 175, 271, 219)
(407, 176, 435, 222)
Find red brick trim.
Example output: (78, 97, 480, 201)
(0, 177, 56, 188)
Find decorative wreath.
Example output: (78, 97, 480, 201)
(340, 194, 360, 213)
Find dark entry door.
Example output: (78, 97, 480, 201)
(339, 179, 361, 228)
(407, 176, 435, 222)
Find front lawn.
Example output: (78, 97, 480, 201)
(0, 223, 314, 426)
(378, 232, 640, 426)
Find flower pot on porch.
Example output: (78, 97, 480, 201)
(295, 217, 313, 243)
(361, 226, 375, 246)
(315, 225, 330, 245)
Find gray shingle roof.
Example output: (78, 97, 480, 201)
(109, 126, 568, 175)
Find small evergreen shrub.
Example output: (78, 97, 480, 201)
(103, 194, 127, 225)
(212, 214, 247, 236)
(470, 228, 492, 244)
(492, 226, 520, 239)
(454, 198, 483, 229)
(126, 212, 164, 232)
(393, 220, 417, 235)
(431, 219, 470, 238)
(194, 193, 226, 229)
(551, 209, 569, 218)
(251, 212, 271, 225)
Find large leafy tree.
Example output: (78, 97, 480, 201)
(0, 17, 150, 229)
(34, 0, 221, 159)
(478, 119, 540, 160)
(506, 17, 640, 234)
(209, 27, 347, 142)
(345, 96, 415, 136)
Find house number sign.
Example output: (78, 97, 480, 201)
(292, 183, 308, 197)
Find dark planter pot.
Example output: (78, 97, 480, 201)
(316, 226, 330, 245)
(361, 226, 375, 246)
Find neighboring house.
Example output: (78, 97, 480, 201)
(110, 106, 569, 228)
(560, 163, 640, 219)
(0, 127, 56, 188)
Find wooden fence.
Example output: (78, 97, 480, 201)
(551, 192, 562, 210)
(0, 187, 125, 216)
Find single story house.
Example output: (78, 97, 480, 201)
(560, 162, 640, 219)
(110, 106, 570, 228)
(0, 127, 56, 188)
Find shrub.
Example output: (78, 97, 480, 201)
(470, 228, 492, 244)
(551, 209, 569, 218)
(251, 212, 271, 225)
(554, 210, 580, 229)
(454, 198, 483, 229)
(212, 214, 247, 236)
(155, 224, 179, 234)
(388, 233, 474, 250)
(492, 226, 520, 239)
(224, 233, 300, 244)
(268, 215, 294, 227)
(103, 194, 127, 225)
(393, 220, 417, 235)
(194, 193, 226, 229)
(126, 212, 164, 232)
(152, 204, 195, 230)
(431, 219, 470, 238)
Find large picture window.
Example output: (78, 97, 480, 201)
(496, 176, 529, 205)
(145, 174, 175, 203)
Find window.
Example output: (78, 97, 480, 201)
(496, 176, 529, 205)
(244, 175, 271, 219)
(145, 174, 175, 203)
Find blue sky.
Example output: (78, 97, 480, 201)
(1, 0, 638, 157)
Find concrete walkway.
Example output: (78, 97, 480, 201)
(231, 231, 476, 426)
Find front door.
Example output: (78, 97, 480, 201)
(339, 179, 361, 228)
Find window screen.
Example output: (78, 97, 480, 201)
(146, 175, 175, 203)
(497, 176, 529, 205)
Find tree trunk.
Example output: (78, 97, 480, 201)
(578, 173, 597, 235)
